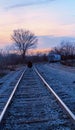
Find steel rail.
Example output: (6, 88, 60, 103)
(0, 68, 26, 123)
(34, 67, 75, 124)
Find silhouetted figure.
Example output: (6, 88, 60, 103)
(27, 61, 32, 68)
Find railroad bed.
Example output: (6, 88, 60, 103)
(0, 67, 75, 129)
(0, 67, 25, 115)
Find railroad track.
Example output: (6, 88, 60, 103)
(0, 67, 25, 115)
(36, 64, 75, 114)
(0, 66, 75, 129)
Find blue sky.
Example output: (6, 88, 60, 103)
(0, 0, 75, 51)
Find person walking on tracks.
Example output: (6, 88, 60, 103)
(27, 61, 33, 68)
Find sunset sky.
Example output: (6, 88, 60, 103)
(0, 0, 75, 51)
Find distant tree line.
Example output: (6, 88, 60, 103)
(53, 41, 75, 66)
(54, 41, 75, 60)
(0, 50, 48, 71)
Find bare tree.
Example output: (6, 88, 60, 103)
(60, 41, 75, 56)
(11, 29, 38, 60)
(54, 41, 75, 58)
